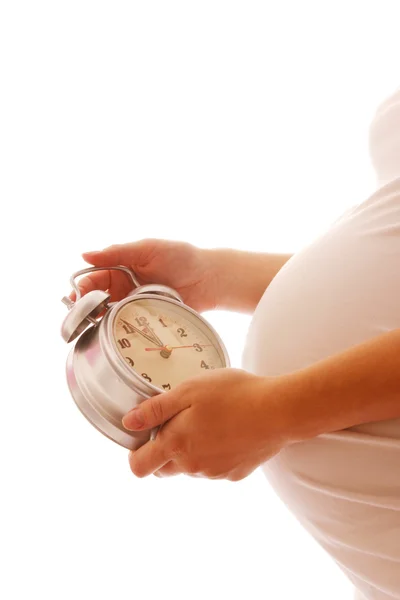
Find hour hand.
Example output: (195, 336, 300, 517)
(143, 327, 170, 357)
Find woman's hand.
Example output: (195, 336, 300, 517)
(75, 239, 219, 312)
(122, 369, 291, 481)
(74, 239, 293, 314)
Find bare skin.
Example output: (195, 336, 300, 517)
(77, 238, 292, 314)
(74, 238, 400, 483)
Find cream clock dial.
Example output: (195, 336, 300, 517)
(113, 297, 225, 391)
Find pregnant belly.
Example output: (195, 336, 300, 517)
(241, 275, 400, 596)
(262, 430, 400, 599)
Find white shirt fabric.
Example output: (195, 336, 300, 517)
(242, 88, 400, 600)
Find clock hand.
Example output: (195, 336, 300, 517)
(120, 320, 161, 346)
(144, 344, 213, 351)
(120, 318, 170, 357)
(143, 326, 164, 347)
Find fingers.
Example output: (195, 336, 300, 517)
(153, 461, 181, 477)
(82, 246, 124, 267)
(69, 269, 133, 303)
(82, 241, 151, 268)
(128, 443, 170, 478)
(75, 241, 154, 302)
(122, 389, 190, 432)
(70, 270, 110, 300)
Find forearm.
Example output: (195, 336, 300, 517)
(210, 248, 292, 314)
(277, 328, 400, 443)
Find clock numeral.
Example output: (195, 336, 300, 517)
(201, 360, 210, 369)
(136, 316, 149, 327)
(121, 320, 136, 334)
(177, 328, 187, 338)
(142, 373, 152, 382)
(125, 357, 134, 367)
(118, 338, 131, 349)
(193, 343, 203, 352)
(159, 318, 168, 328)
(162, 384, 171, 390)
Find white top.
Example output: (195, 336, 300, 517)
(242, 88, 400, 600)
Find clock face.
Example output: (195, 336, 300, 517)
(112, 297, 227, 391)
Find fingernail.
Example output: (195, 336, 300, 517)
(82, 250, 101, 256)
(122, 408, 144, 430)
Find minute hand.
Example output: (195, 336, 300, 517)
(142, 324, 165, 347)
(145, 344, 213, 351)
(120, 320, 161, 346)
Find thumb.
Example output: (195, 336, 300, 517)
(122, 389, 190, 431)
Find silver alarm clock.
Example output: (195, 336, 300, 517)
(61, 266, 230, 450)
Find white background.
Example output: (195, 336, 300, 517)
(1, 2, 399, 599)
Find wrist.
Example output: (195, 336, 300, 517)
(275, 372, 317, 444)
(206, 248, 292, 314)
(267, 355, 372, 445)
(257, 371, 322, 447)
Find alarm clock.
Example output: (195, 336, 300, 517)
(61, 266, 230, 450)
